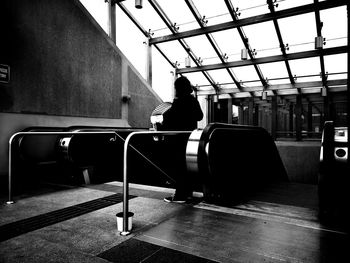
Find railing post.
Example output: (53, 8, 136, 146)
(120, 131, 191, 235)
(6, 131, 118, 204)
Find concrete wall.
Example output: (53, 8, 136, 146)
(276, 141, 321, 184)
(0, 0, 162, 177)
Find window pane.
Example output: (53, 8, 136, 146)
(279, 13, 317, 54)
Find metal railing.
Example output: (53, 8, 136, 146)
(120, 130, 191, 236)
(7, 131, 119, 204)
(7, 130, 192, 236)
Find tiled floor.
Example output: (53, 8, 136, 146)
(0, 182, 349, 263)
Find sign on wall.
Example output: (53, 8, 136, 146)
(0, 64, 10, 83)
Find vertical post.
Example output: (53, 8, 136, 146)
(271, 95, 277, 140)
(122, 133, 131, 236)
(261, 107, 266, 130)
(289, 103, 294, 137)
(145, 38, 152, 86)
(347, 3, 350, 167)
(253, 105, 259, 126)
(227, 98, 233, 124)
(121, 60, 129, 121)
(238, 104, 244, 125)
(308, 102, 313, 137)
(7, 139, 14, 204)
(295, 94, 302, 141)
(323, 95, 330, 127)
(170, 68, 177, 100)
(248, 99, 254, 125)
(108, 0, 116, 43)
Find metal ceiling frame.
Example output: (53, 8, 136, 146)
(314, 0, 328, 91)
(147, 0, 219, 90)
(185, 0, 242, 91)
(116, 2, 174, 67)
(177, 46, 347, 74)
(194, 79, 347, 96)
(224, 0, 268, 89)
(115, 0, 347, 109)
(149, 0, 348, 45)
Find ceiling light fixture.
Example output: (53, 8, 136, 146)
(135, 0, 142, 9)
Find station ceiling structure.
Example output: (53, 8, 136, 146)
(113, 0, 348, 108)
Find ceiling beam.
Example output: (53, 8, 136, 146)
(116, 2, 174, 67)
(177, 46, 348, 74)
(184, 0, 242, 90)
(267, 0, 296, 86)
(314, 0, 328, 93)
(196, 79, 347, 96)
(148, 0, 218, 88)
(224, 0, 267, 93)
(149, 0, 348, 45)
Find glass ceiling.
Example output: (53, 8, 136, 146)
(80, 0, 348, 104)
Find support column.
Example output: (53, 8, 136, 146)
(323, 95, 330, 128)
(145, 38, 152, 86)
(295, 94, 302, 141)
(253, 105, 259, 126)
(238, 104, 244, 125)
(108, 0, 116, 43)
(308, 102, 313, 137)
(121, 60, 129, 121)
(171, 68, 177, 100)
(347, 3, 350, 166)
(289, 103, 294, 137)
(271, 96, 277, 140)
(227, 98, 233, 124)
(248, 99, 254, 125)
(207, 95, 214, 124)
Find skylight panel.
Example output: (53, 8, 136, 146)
(185, 35, 221, 65)
(182, 72, 211, 87)
(278, 13, 317, 53)
(157, 41, 193, 68)
(156, 0, 200, 32)
(324, 54, 347, 76)
(208, 69, 236, 85)
(231, 66, 261, 86)
(122, 0, 172, 37)
(231, 0, 269, 19)
(259, 62, 290, 84)
(192, 0, 232, 26)
(211, 29, 246, 63)
(277, 0, 313, 11)
(320, 6, 347, 48)
(289, 57, 322, 83)
(242, 21, 282, 57)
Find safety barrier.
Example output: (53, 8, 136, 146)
(7, 131, 120, 204)
(8, 123, 290, 235)
(186, 123, 288, 204)
(318, 121, 349, 228)
(120, 131, 192, 235)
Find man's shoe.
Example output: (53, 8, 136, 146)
(164, 195, 186, 203)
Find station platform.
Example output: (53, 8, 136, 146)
(0, 181, 348, 263)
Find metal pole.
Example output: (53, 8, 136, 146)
(145, 38, 152, 86)
(7, 138, 14, 204)
(121, 130, 191, 235)
(108, 0, 116, 43)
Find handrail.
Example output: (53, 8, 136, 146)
(7, 131, 118, 204)
(121, 130, 192, 236)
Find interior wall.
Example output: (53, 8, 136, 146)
(1, 0, 123, 118)
(0, 0, 162, 178)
